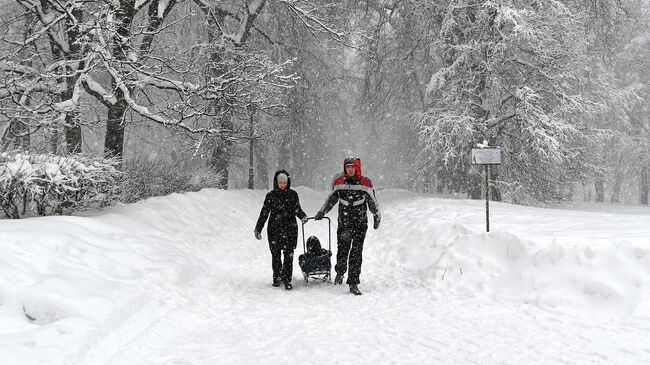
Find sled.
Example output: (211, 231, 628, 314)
(299, 217, 333, 284)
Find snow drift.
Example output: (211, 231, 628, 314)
(0, 188, 649, 364)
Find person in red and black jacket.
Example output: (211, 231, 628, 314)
(314, 157, 380, 295)
(255, 170, 308, 290)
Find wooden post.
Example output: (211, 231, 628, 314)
(472, 146, 500, 233)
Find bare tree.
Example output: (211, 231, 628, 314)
(188, 0, 354, 188)
(1, 0, 295, 164)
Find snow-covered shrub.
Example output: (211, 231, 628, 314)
(0, 151, 121, 218)
(121, 156, 223, 203)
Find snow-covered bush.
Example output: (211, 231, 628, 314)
(121, 156, 223, 203)
(0, 151, 121, 218)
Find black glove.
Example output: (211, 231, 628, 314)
(254, 230, 262, 240)
(314, 211, 325, 220)
(373, 214, 380, 229)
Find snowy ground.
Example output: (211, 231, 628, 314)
(1, 188, 650, 364)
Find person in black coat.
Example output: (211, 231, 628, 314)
(255, 170, 308, 290)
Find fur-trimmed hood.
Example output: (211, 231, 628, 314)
(273, 170, 291, 190)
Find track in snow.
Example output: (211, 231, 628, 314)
(77, 189, 650, 364)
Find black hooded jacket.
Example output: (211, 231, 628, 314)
(255, 170, 307, 248)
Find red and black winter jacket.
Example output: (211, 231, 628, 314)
(318, 158, 380, 228)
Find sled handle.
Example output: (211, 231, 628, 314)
(301, 216, 331, 254)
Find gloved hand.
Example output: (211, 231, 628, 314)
(314, 211, 325, 220)
(373, 214, 381, 230)
(301, 216, 309, 224)
(254, 230, 262, 240)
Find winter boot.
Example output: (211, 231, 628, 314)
(272, 278, 281, 287)
(284, 282, 293, 291)
(349, 284, 362, 296)
(334, 273, 344, 285)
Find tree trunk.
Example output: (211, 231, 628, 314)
(423, 168, 431, 194)
(595, 170, 605, 203)
(278, 133, 291, 171)
(207, 123, 234, 190)
(248, 109, 255, 189)
(51, 127, 60, 153)
(203, 8, 233, 189)
(105, 97, 127, 158)
(210, 131, 232, 189)
(207, 139, 233, 190)
(256, 142, 269, 189)
(490, 165, 502, 201)
(62, 78, 82, 153)
(291, 131, 307, 185)
(611, 162, 622, 203)
(640, 158, 649, 205)
(63, 8, 84, 153)
(104, 0, 135, 159)
(64, 116, 82, 153)
(206, 96, 234, 188)
(581, 183, 586, 201)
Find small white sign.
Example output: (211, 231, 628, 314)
(471, 148, 501, 165)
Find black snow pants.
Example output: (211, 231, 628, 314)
(335, 225, 367, 285)
(270, 245, 294, 283)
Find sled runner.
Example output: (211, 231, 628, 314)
(298, 217, 332, 284)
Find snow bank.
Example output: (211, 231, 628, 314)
(0, 187, 649, 364)
(0, 189, 266, 364)
(381, 196, 650, 317)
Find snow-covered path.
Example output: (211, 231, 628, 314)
(1, 188, 650, 364)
